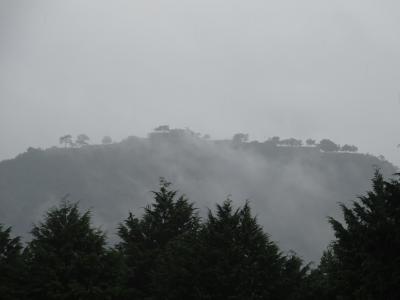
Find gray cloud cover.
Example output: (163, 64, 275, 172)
(1, 0, 399, 167)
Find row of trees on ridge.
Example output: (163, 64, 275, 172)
(57, 128, 358, 153)
(232, 133, 358, 152)
(59, 135, 113, 148)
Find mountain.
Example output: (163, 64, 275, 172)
(0, 129, 397, 261)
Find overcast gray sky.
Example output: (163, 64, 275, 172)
(0, 0, 399, 166)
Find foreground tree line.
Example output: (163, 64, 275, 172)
(1, 172, 399, 299)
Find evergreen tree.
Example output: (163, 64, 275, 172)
(296, 246, 338, 300)
(151, 229, 202, 299)
(117, 178, 199, 298)
(24, 199, 118, 300)
(277, 252, 311, 300)
(314, 246, 341, 300)
(0, 224, 24, 300)
(197, 199, 284, 299)
(322, 171, 400, 299)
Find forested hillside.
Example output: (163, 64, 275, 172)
(0, 128, 397, 261)
(2, 172, 400, 299)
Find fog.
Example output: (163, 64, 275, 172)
(0, 0, 399, 167)
(1, 0, 399, 260)
(0, 129, 396, 262)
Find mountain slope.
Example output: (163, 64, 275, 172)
(0, 131, 397, 261)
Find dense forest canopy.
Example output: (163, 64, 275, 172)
(1, 172, 400, 299)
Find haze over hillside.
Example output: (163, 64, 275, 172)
(2, 2, 400, 298)
(0, 128, 396, 261)
(2, 1, 400, 169)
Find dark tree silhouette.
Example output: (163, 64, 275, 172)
(59, 134, 74, 148)
(24, 199, 118, 299)
(0, 225, 24, 300)
(341, 144, 358, 152)
(196, 199, 285, 299)
(269, 136, 281, 145)
(75, 134, 90, 147)
(317, 171, 400, 299)
(306, 138, 316, 146)
(117, 179, 199, 298)
(280, 138, 303, 147)
(232, 133, 249, 145)
(318, 139, 340, 152)
(151, 223, 202, 299)
(101, 136, 112, 145)
(154, 125, 170, 132)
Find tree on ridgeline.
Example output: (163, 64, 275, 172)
(24, 198, 121, 299)
(75, 134, 90, 147)
(59, 134, 74, 148)
(318, 139, 340, 152)
(306, 138, 316, 146)
(101, 136, 112, 145)
(268, 136, 281, 145)
(341, 144, 358, 152)
(232, 133, 249, 146)
(0, 225, 24, 300)
(280, 138, 303, 147)
(154, 125, 170, 132)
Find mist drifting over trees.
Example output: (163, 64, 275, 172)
(1, 171, 400, 299)
(2, 1, 400, 298)
(0, 128, 396, 262)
